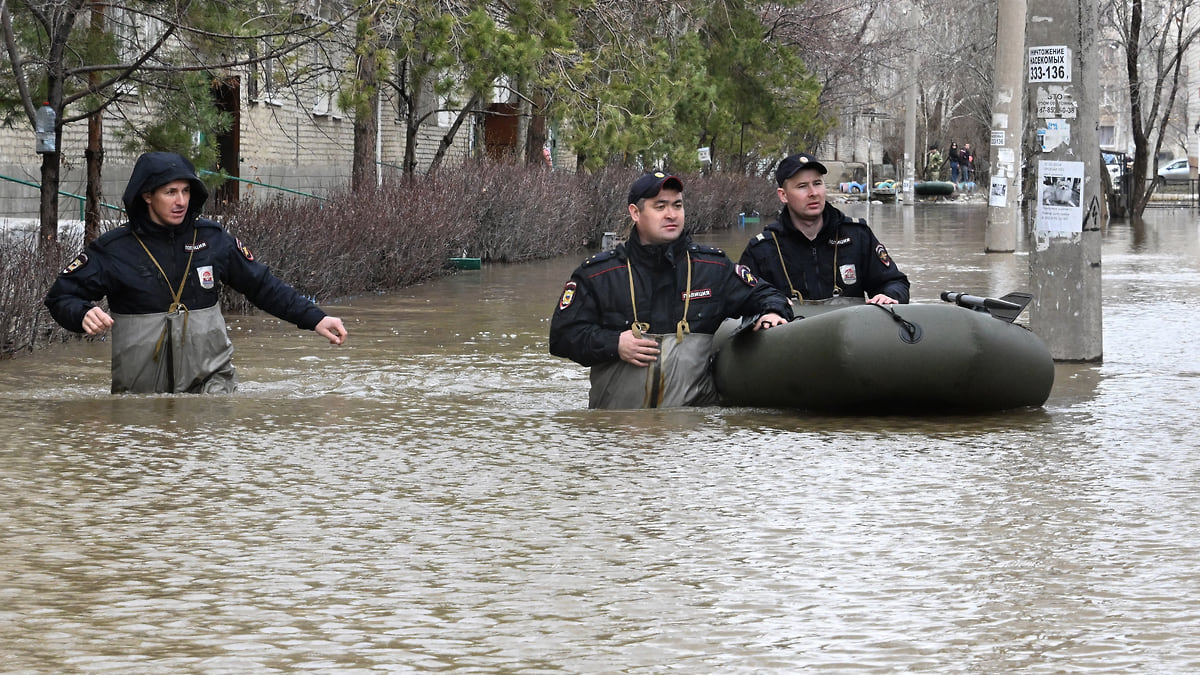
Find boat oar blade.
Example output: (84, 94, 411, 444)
(940, 290, 1032, 323)
(987, 292, 1033, 323)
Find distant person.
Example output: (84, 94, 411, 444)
(739, 153, 910, 305)
(44, 151, 348, 394)
(925, 146, 944, 181)
(549, 171, 792, 409)
(961, 143, 974, 182)
(948, 142, 961, 183)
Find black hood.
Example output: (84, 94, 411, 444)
(121, 152, 210, 224)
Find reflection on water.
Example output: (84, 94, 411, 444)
(2, 204, 1199, 672)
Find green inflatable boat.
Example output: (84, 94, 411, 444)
(711, 292, 1055, 413)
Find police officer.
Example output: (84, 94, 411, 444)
(739, 153, 909, 305)
(549, 171, 791, 409)
(44, 151, 347, 394)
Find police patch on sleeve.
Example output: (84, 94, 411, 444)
(875, 244, 892, 267)
(558, 281, 577, 310)
(62, 253, 88, 274)
(236, 237, 255, 261)
(735, 264, 758, 286)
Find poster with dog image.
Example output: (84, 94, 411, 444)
(1035, 160, 1084, 233)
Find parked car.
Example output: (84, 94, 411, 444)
(1156, 158, 1192, 185)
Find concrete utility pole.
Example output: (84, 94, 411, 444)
(984, 0, 1027, 252)
(1025, 0, 1103, 361)
(902, 5, 921, 203)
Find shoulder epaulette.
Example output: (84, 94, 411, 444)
(195, 217, 224, 231)
(846, 217, 868, 226)
(581, 249, 619, 267)
(689, 243, 725, 256)
(94, 224, 133, 246)
(745, 232, 773, 248)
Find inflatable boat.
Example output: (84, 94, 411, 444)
(711, 292, 1054, 413)
(914, 180, 956, 197)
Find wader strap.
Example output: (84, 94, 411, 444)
(831, 225, 843, 297)
(676, 252, 692, 341)
(626, 252, 694, 341)
(771, 232, 802, 301)
(627, 262, 650, 338)
(133, 228, 198, 360)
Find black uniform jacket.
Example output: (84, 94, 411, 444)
(549, 229, 793, 367)
(45, 153, 326, 334)
(738, 203, 910, 303)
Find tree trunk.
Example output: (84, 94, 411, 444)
(38, 152, 60, 250)
(84, 0, 106, 244)
(429, 93, 480, 172)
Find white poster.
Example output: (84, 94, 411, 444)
(989, 176, 1008, 207)
(1036, 86, 1078, 119)
(1036, 160, 1085, 233)
(991, 130, 1006, 146)
(1028, 46, 1072, 82)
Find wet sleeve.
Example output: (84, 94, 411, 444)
(43, 247, 110, 333)
(728, 261, 793, 321)
(220, 233, 327, 330)
(548, 274, 621, 367)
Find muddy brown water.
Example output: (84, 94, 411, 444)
(2, 202, 1198, 672)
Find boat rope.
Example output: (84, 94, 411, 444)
(872, 304, 923, 344)
(133, 228, 198, 361)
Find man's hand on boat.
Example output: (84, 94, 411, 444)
(866, 294, 900, 305)
(754, 313, 788, 330)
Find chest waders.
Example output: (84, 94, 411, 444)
(110, 231, 236, 394)
(770, 227, 843, 301)
(587, 253, 718, 409)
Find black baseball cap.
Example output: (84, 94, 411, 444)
(628, 171, 683, 205)
(776, 153, 828, 186)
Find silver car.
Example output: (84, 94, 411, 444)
(1156, 158, 1192, 185)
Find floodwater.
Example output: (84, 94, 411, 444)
(2, 202, 1198, 673)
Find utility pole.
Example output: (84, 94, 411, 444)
(902, 5, 920, 203)
(985, 0, 1027, 252)
(1025, 0, 1103, 361)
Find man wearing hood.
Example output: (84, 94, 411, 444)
(45, 151, 348, 394)
(549, 172, 791, 409)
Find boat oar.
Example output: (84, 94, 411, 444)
(940, 290, 1032, 323)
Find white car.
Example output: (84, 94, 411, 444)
(1156, 158, 1192, 185)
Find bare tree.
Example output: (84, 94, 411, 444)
(1, 0, 340, 248)
(1105, 0, 1200, 222)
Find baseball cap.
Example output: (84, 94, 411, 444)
(776, 153, 828, 186)
(628, 171, 683, 205)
